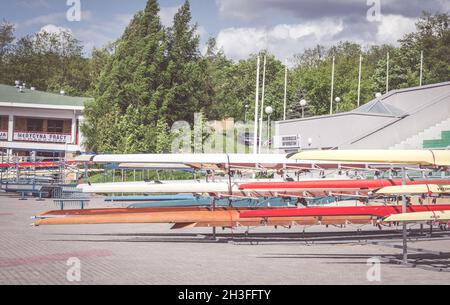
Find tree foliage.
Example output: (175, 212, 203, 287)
(0, 24, 93, 96)
(0, 5, 448, 153)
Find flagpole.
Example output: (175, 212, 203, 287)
(420, 50, 424, 87)
(330, 56, 335, 115)
(258, 55, 267, 154)
(283, 59, 288, 121)
(386, 52, 390, 94)
(253, 56, 260, 155)
(357, 54, 362, 107)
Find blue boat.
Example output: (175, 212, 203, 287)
(105, 195, 197, 202)
(127, 197, 299, 208)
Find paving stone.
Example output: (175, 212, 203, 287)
(0, 194, 450, 284)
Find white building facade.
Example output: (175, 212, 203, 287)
(0, 84, 89, 158)
(274, 82, 450, 152)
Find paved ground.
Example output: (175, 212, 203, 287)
(1, 193, 450, 285)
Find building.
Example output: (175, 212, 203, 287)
(0, 84, 91, 158)
(274, 81, 450, 152)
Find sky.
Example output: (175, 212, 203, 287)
(1, 0, 449, 61)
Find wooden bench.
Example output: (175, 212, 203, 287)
(53, 199, 90, 210)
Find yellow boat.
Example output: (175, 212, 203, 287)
(289, 150, 450, 166)
(385, 211, 450, 222)
(376, 184, 450, 195)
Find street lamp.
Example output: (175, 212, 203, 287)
(265, 106, 273, 146)
(300, 99, 307, 118)
(375, 93, 382, 107)
(335, 97, 341, 112)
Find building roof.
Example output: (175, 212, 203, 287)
(276, 81, 450, 150)
(0, 84, 91, 110)
(352, 98, 406, 117)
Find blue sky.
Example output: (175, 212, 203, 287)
(2, 0, 449, 61)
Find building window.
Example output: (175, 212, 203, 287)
(26, 119, 43, 132)
(0, 116, 8, 130)
(47, 120, 64, 133)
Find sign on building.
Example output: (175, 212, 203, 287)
(13, 132, 72, 144)
(274, 135, 300, 149)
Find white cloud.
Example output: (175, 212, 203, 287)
(71, 14, 134, 54)
(196, 25, 207, 38)
(17, 9, 93, 30)
(216, 14, 418, 62)
(160, 6, 181, 27)
(216, 20, 344, 61)
(113, 13, 134, 27)
(17, 12, 66, 30)
(215, 0, 449, 21)
(215, 0, 260, 20)
(376, 14, 417, 45)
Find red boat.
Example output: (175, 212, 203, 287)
(0, 160, 88, 168)
(240, 204, 450, 219)
(240, 179, 450, 192)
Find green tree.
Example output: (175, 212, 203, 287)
(399, 12, 450, 85)
(83, 0, 167, 153)
(3, 29, 91, 95)
(163, 0, 207, 124)
(0, 20, 15, 84)
(0, 19, 14, 58)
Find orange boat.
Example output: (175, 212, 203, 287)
(33, 207, 375, 229)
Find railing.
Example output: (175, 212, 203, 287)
(13, 130, 72, 144)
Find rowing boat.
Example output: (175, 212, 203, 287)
(385, 211, 450, 222)
(79, 182, 238, 194)
(239, 204, 450, 218)
(376, 184, 450, 195)
(240, 179, 450, 192)
(32, 206, 375, 228)
(289, 150, 450, 166)
(126, 197, 299, 208)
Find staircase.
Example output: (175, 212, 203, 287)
(390, 117, 450, 150)
(423, 130, 450, 149)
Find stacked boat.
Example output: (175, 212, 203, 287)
(32, 150, 450, 229)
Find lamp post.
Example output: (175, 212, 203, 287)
(265, 106, 273, 147)
(253, 56, 261, 155)
(244, 104, 249, 123)
(375, 92, 382, 104)
(330, 56, 335, 115)
(335, 97, 341, 113)
(419, 51, 424, 87)
(300, 99, 307, 118)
